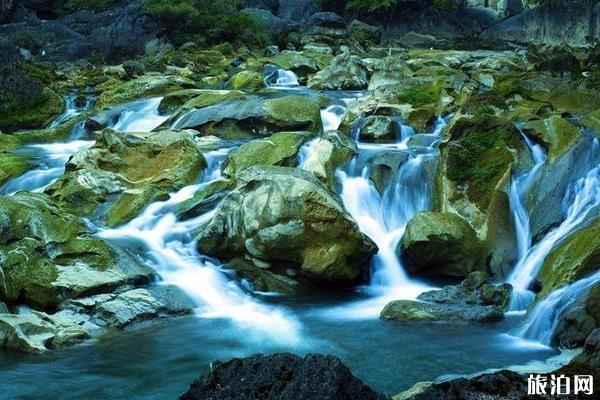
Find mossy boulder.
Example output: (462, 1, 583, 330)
(434, 114, 526, 278)
(197, 166, 376, 289)
(95, 74, 195, 109)
(298, 131, 357, 190)
(46, 129, 206, 226)
(171, 95, 322, 138)
(522, 115, 582, 164)
(348, 19, 381, 46)
(368, 56, 414, 91)
(402, 212, 485, 278)
(358, 116, 397, 143)
(439, 114, 523, 208)
(227, 70, 264, 91)
(308, 53, 369, 91)
(0, 153, 29, 187)
(582, 110, 600, 136)
(0, 86, 63, 133)
(160, 89, 246, 114)
(537, 217, 600, 298)
(222, 131, 313, 177)
(268, 51, 319, 78)
(0, 193, 152, 310)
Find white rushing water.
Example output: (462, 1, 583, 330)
(507, 136, 600, 311)
(1, 97, 168, 195)
(316, 117, 446, 319)
(264, 68, 300, 89)
(98, 147, 303, 346)
(514, 268, 600, 345)
(509, 132, 547, 262)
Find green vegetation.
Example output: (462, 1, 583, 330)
(142, 0, 269, 46)
(445, 116, 521, 206)
(66, 0, 113, 11)
(322, 0, 459, 13)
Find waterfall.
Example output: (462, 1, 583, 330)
(513, 269, 600, 345)
(111, 97, 168, 132)
(97, 147, 303, 345)
(507, 136, 600, 311)
(339, 118, 446, 298)
(264, 68, 300, 89)
(510, 132, 547, 261)
(320, 104, 347, 132)
(1, 98, 168, 195)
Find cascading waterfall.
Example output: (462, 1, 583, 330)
(509, 132, 547, 261)
(316, 117, 446, 320)
(514, 268, 600, 345)
(507, 135, 600, 311)
(339, 118, 446, 295)
(97, 147, 303, 345)
(1, 97, 168, 195)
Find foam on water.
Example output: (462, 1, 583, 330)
(97, 147, 304, 346)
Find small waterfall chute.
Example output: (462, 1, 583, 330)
(513, 268, 600, 345)
(507, 136, 600, 311)
(264, 67, 301, 89)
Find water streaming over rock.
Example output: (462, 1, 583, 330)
(315, 117, 447, 319)
(264, 68, 300, 89)
(507, 135, 600, 311)
(509, 131, 548, 262)
(1, 97, 168, 195)
(97, 146, 303, 346)
(514, 269, 600, 345)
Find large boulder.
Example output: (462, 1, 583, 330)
(222, 131, 313, 177)
(522, 115, 582, 164)
(434, 114, 527, 278)
(298, 131, 356, 190)
(197, 166, 376, 289)
(180, 353, 389, 400)
(0, 193, 153, 310)
(537, 217, 600, 297)
(308, 53, 369, 90)
(349, 19, 381, 46)
(170, 95, 323, 138)
(46, 128, 206, 226)
(402, 212, 485, 278)
(380, 300, 504, 323)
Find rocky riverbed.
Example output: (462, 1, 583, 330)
(1, 0, 600, 398)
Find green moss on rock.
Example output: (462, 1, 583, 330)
(537, 218, 600, 298)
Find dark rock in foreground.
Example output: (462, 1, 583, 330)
(180, 353, 389, 400)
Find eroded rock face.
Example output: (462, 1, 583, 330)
(402, 212, 485, 278)
(0, 285, 194, 352)
(197, 166, 376, 289)
(180, 353, 389, 400)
